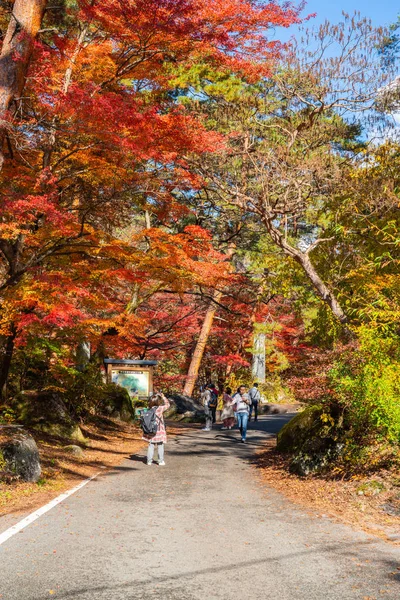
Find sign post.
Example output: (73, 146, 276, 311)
(104, 359, 158, 402)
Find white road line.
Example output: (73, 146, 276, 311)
(0, 471, 101, 547)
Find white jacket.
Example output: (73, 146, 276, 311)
(232, 392, 250, 413)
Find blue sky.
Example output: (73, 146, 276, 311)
(305, 0, 400, 25)
(299, 0, 398, 28)
(278, 0, 399, 40)
(273, 1, 400, 127)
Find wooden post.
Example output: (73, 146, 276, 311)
(183, 289, 222, 398)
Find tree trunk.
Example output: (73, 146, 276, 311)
(0, 324, 17, 400)
(183, 289, 222, 397)
(295, 252, 348, 323)
(263, 216, 348, 324)
(252, 332, 266, 382)
(76, 340, 91, 372)
(0, 0, 47, 171)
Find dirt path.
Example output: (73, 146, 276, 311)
(0, 415, 399, 599)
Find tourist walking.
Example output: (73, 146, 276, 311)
(232, 385, 251, 442)
(143, 393, 170, 466)
(200, 384, 213, 431)
(208, 383, 219, 423)
(248, 382, 261, 422)
(221, 387, 235, 429)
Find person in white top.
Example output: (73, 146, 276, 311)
(231, 385, 251, 442)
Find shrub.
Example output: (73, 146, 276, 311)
(329, 326, 400, 444)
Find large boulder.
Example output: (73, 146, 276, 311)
(1, 431, 41, 482)
(261, 403, 301, 415)
(12, 390, 69, 423)
(277, 405, 324, 453)
(166, 395, 204, 420)
(100, 384, 135, 422)
(277, 405, 344, 476)
(11, 390, 85, 442)
(288, 443, 344, 477)
(36, 421, 86, 443)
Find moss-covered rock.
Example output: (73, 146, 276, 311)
(100, 384, 135, 422)
(10, 390, 86, 442)
(289, 444, 344, 477)
(277, 405, 324, 453)
(63, 445, 84, 458)
(12, 390, 69, 424)
(277, 405, 345, 476)
(35, 422, 86, 443)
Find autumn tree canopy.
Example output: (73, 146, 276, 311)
(0, 0, 302, 394)
(0, 2, 399, 454)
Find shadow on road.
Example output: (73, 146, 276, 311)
(53, 540, 400, 599)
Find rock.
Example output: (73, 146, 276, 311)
(167, 395, 204, 421)
(289, 445, 342, 477)
(276, 405, 324, 453)
(277, 405, 345, 476)
(100, 384, 135, 422)
(164, 401, 178, 419)
(63, 445, 84, 458)
(261, 403, 301, 415)
(1, 433, 41, 482)
(12, 390, 69, 423)
(382, 502, 400, 517)
(11, 390, 86, 441)
(174, 410, 199, 422)
(120, 396, 135, 422)
(34, 422, 86, 443)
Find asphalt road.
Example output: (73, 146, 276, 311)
(0, 414, 399, 600)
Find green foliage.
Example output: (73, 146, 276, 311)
(0, 450, 6, 471)
(329, 326, 400, 443)
(36, 478, 48, 488)
(170, 62, 247, 103)
(0, 407, 16, 424)
(303, 304, 345, 349)
(50, 363, 107, 418)
(8, 340, 108, 419)
(259, 378, 294, 403)
(356, 480, 385, 496)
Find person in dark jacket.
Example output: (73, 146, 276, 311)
(248, 383, 261, 422)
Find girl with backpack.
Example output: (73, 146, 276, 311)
(142, 392, 170, 466)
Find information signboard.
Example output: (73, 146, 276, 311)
(104, 359, 157, 400)
(111, 369, 150, 398)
